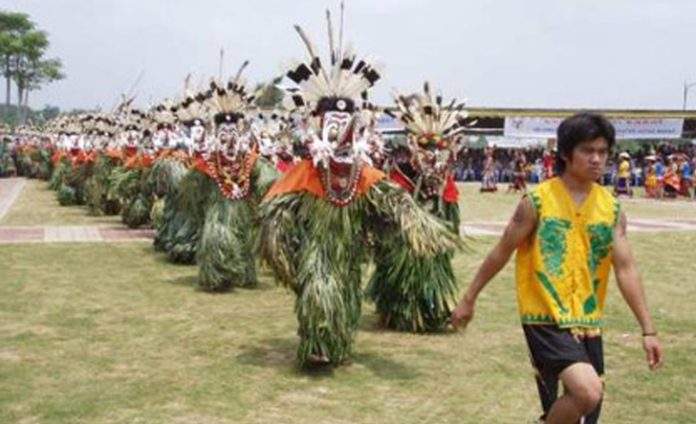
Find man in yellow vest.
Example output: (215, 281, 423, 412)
(451, 113, 663, 423)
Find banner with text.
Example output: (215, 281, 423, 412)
(504, 116, 684, 139)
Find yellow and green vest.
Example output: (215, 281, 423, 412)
(515, 177, 620, 329)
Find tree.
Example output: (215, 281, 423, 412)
(254, 75, 285, 109)
(0, 11, 33, 107)
(39, 104, 60, 121)
(0, 10, 65, 125)
(12, 29, 48, 107)
(17, 56, 64, 122)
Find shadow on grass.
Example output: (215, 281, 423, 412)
(235, 336, 420, 381)
(151, 250, 197, 267)
(166, 273, 279, 294)
(166, 274, 198, 287)
(358, 311, 458, 338)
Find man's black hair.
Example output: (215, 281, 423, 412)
(555, 112, 615, 174)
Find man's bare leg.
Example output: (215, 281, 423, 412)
(546, 362, 602, 424)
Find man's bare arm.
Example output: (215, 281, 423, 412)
(451, 196, 537, 327)
(612, 211, 663, 369)
(613, 212, 655, 334)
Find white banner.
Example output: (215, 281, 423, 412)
(504, 117, 561, 138)
(610, 118, 684, 139)
(375, 114, 405, 133)
(480, 136, 546, 148)
(504, 116, 684, 140)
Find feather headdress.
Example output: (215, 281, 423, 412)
(62, 117, 83, 135)
(208, 60, 256, 126)
(283, 2, 382, 115)
(118, 108, 147, 132)
(388, 82, 469, 148)
(151, 99, 177, 125)
(95, 115, 116, 136)
(251, 110, 296, 155)
(175, 75, 212, 126)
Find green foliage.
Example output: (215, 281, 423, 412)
(258, 179, 464, 365)
(150, 197, 165, 230)
(197, 191, 257, 291)
(147, 158, 187, 198)
(56, 183, 76, 206)
(157, 170, 215, 263)
(122, 194, 151, 228)
(0, 149, 15, 176)
(84, 176, 103, 216)
(367, 193, 461, 333)
(48, 159, 70, 190)
(253, 78, 284, 108)
(0, 9, 65, 124)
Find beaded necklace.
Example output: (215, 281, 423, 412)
(204, 150, 257, 201)
(319, 158, 363, 207)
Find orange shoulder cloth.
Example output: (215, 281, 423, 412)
(264, 159, 385, 201)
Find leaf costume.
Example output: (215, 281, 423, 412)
(259, 13, 461, 367)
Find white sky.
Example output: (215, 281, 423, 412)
(4, 0, 696, 111)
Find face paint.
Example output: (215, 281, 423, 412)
(190, 123, 206, 144)
(408, 135, 458, 199)
(216, 122, 238, 147)
(68, 134, 80, 148)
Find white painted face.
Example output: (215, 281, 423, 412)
(190, 122, 206, 145)
(67, 134, 80, 148)
(322, 111, 352, 145)
(93, 133, 109, 149)
(153, 128, 170, 148)
(310, 111, 355, 163)
(58, 134, 69, 149)
(216, 119, 251, 157)
(122, 129, 140, 147)
(409, 135, 459, 198)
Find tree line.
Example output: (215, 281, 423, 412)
(0, 10, 64, 125)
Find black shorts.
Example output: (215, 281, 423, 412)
(523, 325, 605, 422)
(523, 324, 604, 379)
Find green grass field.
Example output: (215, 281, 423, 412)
(0, 179, 121, 227)
(457, 182, 696, 222)
(1, 180, 695, 423)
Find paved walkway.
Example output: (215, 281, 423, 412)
(0, 178, 154, 244)
(0, 226, 155, 244)
(0, 178, 26, 221)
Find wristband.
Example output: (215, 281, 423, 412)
(642, 332, 658, 337)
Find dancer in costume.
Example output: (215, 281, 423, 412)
(368, 82, 468, 332)
(662, 155, 680, 198)
(85, 115, 122, 215)
(116, 102, 175, 228)
(677, 153, 693, 197)
(0, 136, 16, 177)
(153, 83, 211, 261)
(480, 146, 497, 192)
(508, 150, 527, 193)
(53, 117, 87, 205)
(258, 9, 461, 367)
(109, 109, 145, 225)
(192, 63, 279, 291)
(251, 110, 298, 173)
(614, 151, 632, 197)
(644, 155, 659, 198)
